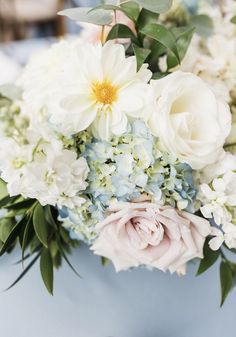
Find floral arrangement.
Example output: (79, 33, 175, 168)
(0, 0, 235, 306)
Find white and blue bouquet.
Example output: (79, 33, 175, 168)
(0, 0, 235, 306)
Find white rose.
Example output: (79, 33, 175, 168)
(148, 71, 231, 169)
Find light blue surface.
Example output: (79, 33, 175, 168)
(0, 244, 235, 337)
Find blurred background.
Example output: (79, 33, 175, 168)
(0, 0, 100, 84)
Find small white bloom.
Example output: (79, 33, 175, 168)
(0, 128, 89, 209)
(148, 71, 231, 169)
(199, 170, 236, 225)
(209, 223, 236, 251)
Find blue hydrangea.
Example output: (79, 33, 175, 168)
(82, 120, 197, 209)
(61, 120, 197, 243)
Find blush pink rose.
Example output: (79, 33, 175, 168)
(91, 202, 210, 274)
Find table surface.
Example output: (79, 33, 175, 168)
(0, 244, 235, 337)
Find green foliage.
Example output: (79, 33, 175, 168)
(132, 44, 151, 70)
(140, 23, 180, 64)
(220, 261, 234, 306)
(33, 203, 50, 248)
(106, 23, 137, 41)
(137, 8, 159, 29)
(101, 256, 109, 266)
(58, 7, 113, 26)
(40, 247, 54, 295)
(196, 240, 220, 275)
(120, 1, 140, 21)
(197, 240, 236, 306)
(58, 0, 193, 76)
(0, 186, 80, 294)
(134, 0, 173, 14)
(167, 26, 195, 69)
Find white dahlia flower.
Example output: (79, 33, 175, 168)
(19, 40, 152, 140)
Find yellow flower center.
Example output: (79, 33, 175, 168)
(92, 81, 117, 105)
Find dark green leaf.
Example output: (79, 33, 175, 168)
(134, 0, 173, 14)
(137, 8, 159, 30)
(220, 261, 233, 306)
(231, 15, 236, 24)
(101, 256, 109, 266)
(44, 205, 57, 229)
(33, 204, 50, 248)
(58, 7, 113, 26)
(21, 217, 34, 266)
(0, 216, 26, 256)
(30, 236, 41, 255)
(5, 252, 40, 291)
(4, 198, 36, 210)
(190, 14, 213, 37)
(40, 248, 54, 295)
(120, 1, 140, 21)
(0, 195, 17, 208)
(152, 72, 169, 79)
(167, 26, 195, 69)
(132, 44, 151, 70)
(140, 23, 180, 63)
(0, 218, 15, 243)
(57, 241, 81, 278)
(106, 23, 137, 41)
(197, 242, 220, 275)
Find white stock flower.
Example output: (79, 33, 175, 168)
(148, 71, 231, 169)
(24, 148, 89, 208)
(209, 223, 236, 251)
(19, 40, 152, 140)
(199, 172, 236, 226)
(0, 129, 89, 209)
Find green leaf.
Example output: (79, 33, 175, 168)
(33, 204, 50, 248)
(106, 23, 137, 41)
(44, 205, 57, 229)
(0, 179, 8, 200)
(190, 14, 213, 37)
(58, 7, 113, 26)
(220, 261, 233, 306)
(231, 15, 236, 24)
(167, 26, 195, 69)
(132, 44, 151, 70)
(40, 248, 54, 295)
(134, 0, 173, 14)
(0, 218, 15, 243)
(120, 1, 140, 21)
(101, 256, 109, 266)
(140, 23, 180, 63)
(21, 217, 34, 266)
(0, 216, 26, 256)
(137, 8, 159, 30)
(4, 198, 36, 210)
(5, 252, 40, 291)
(0, 195, 17, 208)
(57, 240, 81, 278)
(196, 243, 220, 275)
